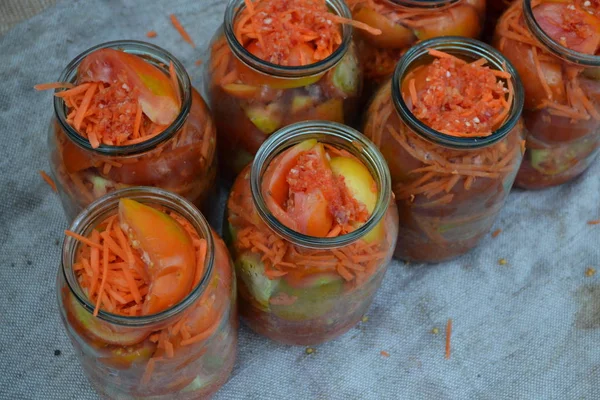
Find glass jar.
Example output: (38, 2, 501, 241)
(494, 0, 600, 189)
(363, 37, 526, 263)
(49, 41, 217, 221)
(205, 0, 363, 179)
(226, 121, 398, 345)
(348, 0, 486, 99)
(57, 187, 237, 399)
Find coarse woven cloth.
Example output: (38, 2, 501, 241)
(0, 1, 599, 399)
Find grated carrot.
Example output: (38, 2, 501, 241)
(146, 30, 157, 38)
(234, 0, 380, 66)
(588, 220, 600, 225)
(170, 14, 195, 48)
(491, 229, 502, 238)
(445, 318, 452, 359)
(39, 170, 57, 192)
(34, 82, 74, 91)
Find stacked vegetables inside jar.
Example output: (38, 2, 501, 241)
(348, 0, 486, 100)
(57, 187, 237, 399)
(364, 37, 526, 262)
(42, 41, 217, 220)
(226, 121, 398, 345)
(206, 0, 375, 178)
(494, 0, 600, 189)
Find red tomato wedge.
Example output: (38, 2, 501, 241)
(287, 190, 333, 237)
(78, 49, 180, 125)
(118, 199, 196, 315)
(533, 2, 600, 54)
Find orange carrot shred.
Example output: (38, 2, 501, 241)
(39, 170, 57, 192)
(65, 230, 103, 250)
(194, 59, 203, 66)
(94, 238, 110, 317)
(146, 30, 157, 38)
(492, 229, 502, 238)
(588, 220, 600, 225)
(445, 318, 452, 360)
(34, 82, 75, 91)
(380, 350, 390, 358)
(170, 14, 195, 48)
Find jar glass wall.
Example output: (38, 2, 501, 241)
(48, 41, 217, 221)
(363, 37, 526, 263)
(57, 187, 237, 399)
(205, 0, 363, 179)
(494, 0, 600, 189)
(226, 121, 398, 345)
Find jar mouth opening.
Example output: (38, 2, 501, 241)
(250, 121, 392, 250)
(61, 187, 215, 327)
(391, 36, 525, 150)
(223, 0, 353, 78)
(53, 40, 192, 157)
(522, 0, 600, 67)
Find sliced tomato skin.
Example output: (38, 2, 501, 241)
(118, 199, 197, 315)
(78, 48, 180, 125)
(533, 2, 600, 55)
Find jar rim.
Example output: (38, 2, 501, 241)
(522, 0, 600, 68)
(391, 36, 525, 150)
(250, 120, 392, 250)
(223, 0, 353, 78)
(61, 187, 215, 327)
(53, 40, 192, 156)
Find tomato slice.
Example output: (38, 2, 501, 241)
(79, 48, 180, 125)
(353, 7, 416, 49)
(118, 199, 196, 315)
(533, 2, 600, 54)
(287, 190, 333, 237)
(415, 4, 482, 40)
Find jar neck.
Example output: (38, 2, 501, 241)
(54, 40, 192, 157)
(522, 0, 600, 68)
(391, 36, 525, 150)
(250, 121, 392, 250)
(61, 187, 215, 327)
(223, 0, 352, 78)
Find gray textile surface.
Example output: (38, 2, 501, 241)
(0, 0, 599, 399)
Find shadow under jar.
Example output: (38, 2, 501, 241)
(494, 0, 600, 189)
(206, 0, 363, 179)
(226, 121, 399, 345)
(48, 41, 217, 221)
(363, 37, 526, 263)
(57, 187, 237, 399)
(348, 0, 486, 102)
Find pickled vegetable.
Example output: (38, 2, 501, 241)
(227, 137, 398, 345)
(494, 0, 600, 189)
(207, 0, 370, 178)
(60, 197, 236, 398)
(364, 47, 525, 262)
(41, 44, 217, 220)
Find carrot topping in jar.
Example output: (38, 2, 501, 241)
(38, 49, 181, 148)
(403, 50, 514, 137)
(236, 0, 381, 66)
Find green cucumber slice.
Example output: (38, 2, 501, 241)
(332, 53, 359, 95)
(245, 103, 283, 134)
(270, 274, 344, 321)
(235, 253, 279, 310)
